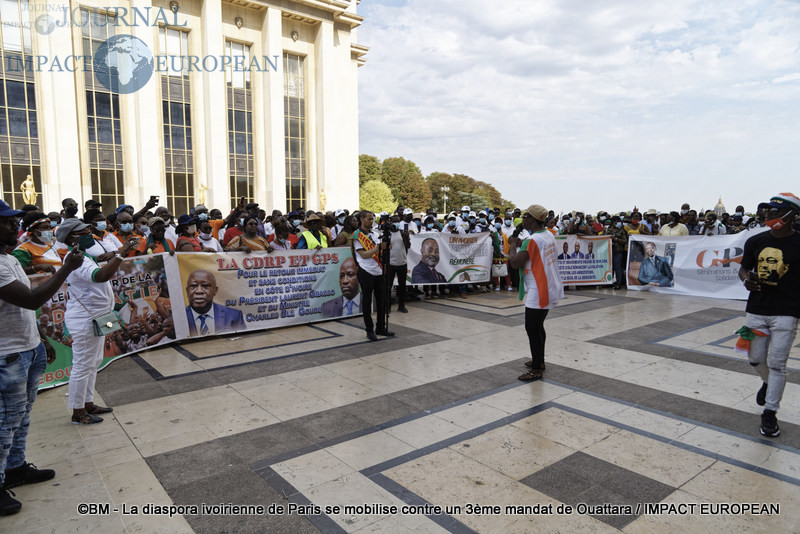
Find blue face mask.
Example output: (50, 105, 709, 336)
(197, 213, 209, 220)
(49, 220, 58, 228)
(616, 222, 623, 228)
(494, 222, 502, 230)
(392, 223, 399, 230)
(239, 218, 246, 226)
(469, 217, 476, 223)
(292, 219, 302, 227)
(448, 220, 456, 228)
(426, 223, 434, 229)
(504, 219, 512, 226)
(337, 217, 345, 225)
(120, 223, 134, 233)
(95, 221, 107, 232)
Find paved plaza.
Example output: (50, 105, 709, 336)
(7, 288, 800, 533)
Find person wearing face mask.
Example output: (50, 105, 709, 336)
(419, 215, 439, 234)
(685, 210, 702, 235)
(134, 217, 172, 255)
(608, 215, 628, 289)
(491, 217, 511, 291)
(269, 222, 296, 250)
(55, 218, 139, 426)
(703, 213, 727, 236)
(297, 213, 328, 250)
(399, 208, 417, 235)
(112, 212, 139, 258)
(175, 215, 217, 252)
(386, 214, 411, 313)
(739, 193, 800, 438)
(196, 220, 223, 252)
(47, 211, 61, 229)
(331, 209, 347, 240)
(658, 211, 689, 237)
(12, 212, 62, 274)
(80, 208, 123, 262)
(332, 215, 357, 247)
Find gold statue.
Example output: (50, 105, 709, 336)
(21, 174, 37, 205)
(197, 183, 209, 206)
(320, 188, 326, 211)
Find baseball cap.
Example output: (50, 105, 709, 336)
(84, 199, 102, 208)
(759, 193, 800, 212)
(335, 209, 346, 217)
(115, 204, 133, 214)
(461, 205, 470, 212)
(0, 199, 23, 217)
(177, 214, 196, 226)
(148, 216, 166, 227)
(403, 208, 413, 215)
(55, 218, 90, 243)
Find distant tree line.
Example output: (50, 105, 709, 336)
(358, 154, 510, 214)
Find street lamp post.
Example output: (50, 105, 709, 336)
(441, 185, 450, 215)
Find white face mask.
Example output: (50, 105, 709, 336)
(186, 225, 197, 235)
(38, 230, 54, 244)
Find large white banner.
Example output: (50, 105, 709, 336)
(407, 233, 493, 285)
(626, 228, 768, 299)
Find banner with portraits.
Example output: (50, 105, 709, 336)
(34, 248, 359, 390)
(554, 235, 613, 285)
(625, 228, 768, 299)
(406, 232, 493, 285)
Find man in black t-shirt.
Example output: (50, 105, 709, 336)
(739, 192, 800, 437)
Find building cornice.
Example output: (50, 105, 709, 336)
(223, 0, 363, 28)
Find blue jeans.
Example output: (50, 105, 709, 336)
(746, 314, 799, 412)
(0, 342, 46, 486)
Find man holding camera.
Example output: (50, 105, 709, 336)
(352, 211, 394, 341)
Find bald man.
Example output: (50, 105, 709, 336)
(322, 257, 362, 318)
(184, 269, 245, 336)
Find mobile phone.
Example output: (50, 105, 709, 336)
(150, 195, 159, 204)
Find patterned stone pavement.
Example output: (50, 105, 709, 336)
(7, 287, 800, 533)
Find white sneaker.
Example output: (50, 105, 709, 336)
(495, 287, 500, 291)
(507, 287, 513, 291)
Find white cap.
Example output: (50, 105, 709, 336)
(403, 208, 413, 215)
(461, 205, 470, 211)
(335, 209, 346, 217)
(379, 211, 389, 217)
(468, 211, 476, 217)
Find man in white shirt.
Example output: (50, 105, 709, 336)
(703, 213, 727, 235)
(352, 211, 393, 341)
(0, 200, 84, 515)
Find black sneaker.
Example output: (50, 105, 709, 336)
(0, 488, 21, 516)
(3, 462, 56, 489)
(760, 409, 780, 437)
(756, 382, 768, 407)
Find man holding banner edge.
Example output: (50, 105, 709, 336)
(739, 192, 800, 438)
(508, 205, 564, 381)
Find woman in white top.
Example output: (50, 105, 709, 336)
(56, 219, 139, 425)
(82, 208, 122, 261)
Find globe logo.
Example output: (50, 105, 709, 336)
(93, 35, 154, 95)
(34, 14, 56, 35)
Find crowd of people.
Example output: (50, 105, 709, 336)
(1, 191, 798, 516)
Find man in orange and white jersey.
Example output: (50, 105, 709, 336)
(508, 204, 564, 381)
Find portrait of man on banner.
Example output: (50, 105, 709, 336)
(411, 237, 448, 284)
(184, 269, 245, 336)
(322, 257, 362, 318)
(630, 241, 675, 288)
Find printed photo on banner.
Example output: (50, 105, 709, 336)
(554, 235, 613, 285)
(33, 254, 173, 389)
(627, 240, 676, 288)
(170, 248, 359, 339)
(407, 233, 492, 285)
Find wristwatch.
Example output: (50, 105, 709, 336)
(114, 254, 124, 261)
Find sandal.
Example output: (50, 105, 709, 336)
(71, 413, 104, 425)
(524, 361, 546, 370)
(86, 405, 113, 414)
(518, 369, 543, 381)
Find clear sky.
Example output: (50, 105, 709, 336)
(357, 0, 800, 215)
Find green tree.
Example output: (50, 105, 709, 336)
(381, 157, 431, 212)
(359, 180, 396, 214)
(359, 154, 382, 187)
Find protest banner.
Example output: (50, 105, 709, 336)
(34, 248, 357, 389)
(626, 228, 768, 299)
(554, 235, 613, 285)
(407, 232, 492, 285)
